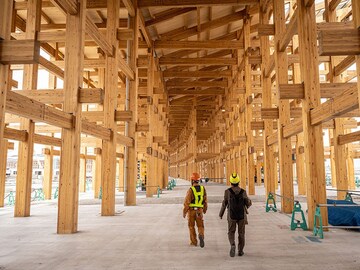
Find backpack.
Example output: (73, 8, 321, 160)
(228, 188, 245, 220)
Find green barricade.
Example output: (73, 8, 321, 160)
(54, 187, 59, 199)
(345, 192, 353, 203)
(8, 191, 15, 205)
(290, 202, 308, 231)
(33, 189, 45, 201)
(313, 206, 324, 239)
(265, 193, 277, 212)
(157, 186, 161, 198)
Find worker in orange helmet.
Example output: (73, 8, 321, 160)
(183, 172, 208, 247)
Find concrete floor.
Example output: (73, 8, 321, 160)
(1, 180, 360, 270)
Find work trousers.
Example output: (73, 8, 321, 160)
(228, 219, 246, 252)
(188, 208, 204, 245)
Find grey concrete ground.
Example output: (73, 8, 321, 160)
(1, 179, 360, 270)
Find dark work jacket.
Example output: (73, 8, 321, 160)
(219, 186, 252, 223)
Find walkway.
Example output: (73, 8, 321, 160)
(0, 180, 359, 270)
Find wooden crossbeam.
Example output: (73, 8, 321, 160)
(166, 80, 227, 88)
(6, 91, 73, 129)
(116, 133, 134, 147)
(4, 127, 27, 142)
(12, 88, 104, 104)
(338, 130, 360, 145)
(283, 119, 303, 139)
(81, 120, 111, 140)
(122, 0, 135, 17)
(163, 70, 232, 78)
(154, 40, 244, 49)
(118, 56, 135, 80)
(39, 56, 64, 78)
(85, 16, 113, 57)
(334, 55, 356, 77)
(138, 0, 259, 7)
(159, 57, 236, 65)
(51, 0, 78, 15)
(278, 8, 298, 52)
(310, 86, 359, 125)
(0, 40, 40, 64)
(34, 134, 62, 147)
(318, 29, 360, 55)
(168, 88, 225, 95)
(145, 8, 196, 27)
(279, 83, 358, 99)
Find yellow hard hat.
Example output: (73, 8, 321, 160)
(229, 173, 240, 184)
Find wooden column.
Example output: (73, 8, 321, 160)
(43, 148, 53, 200)
(0, 0, 13, 143)
(347, 144, 355, 190)
(260, 2, 275, 196)
(297, 0, 328, 229)
(274, 0, 294, 213)
(57, 0, 85, 234)
(329, 129, 337, 187)
(101, 0, 119, 215)
(0, 140, 8, 207)
(118, 155, 124, 192)
(125, 5, 138, 206)
(79, 148, 86, 193)
(244, 15, 255, 195)
(94, 147, 102, 198)
(352, 0, 360, 111)
(15, 0, 41, 217)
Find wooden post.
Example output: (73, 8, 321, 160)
(297, 0, 328, 229)
(244, 15, 255, 195)
(94, 147, 102, 198)
(329, 129, 337, 187)
(0, 140, 8, 207)
(352, 0, 360, 111)
(125, 4, 138, 206)
(274, 0, 294, 213)
(101, 0, 119, 215)
(347, 144, 355, 190)
(260, 1, 275, 196)
(0, 0, 13, 143)
(118, 154, 124, 192)
(15, 0, 41, 217)
(79, 147, 86, 193)
(57, 0, 85, 234)
(43, 148, 53, 200)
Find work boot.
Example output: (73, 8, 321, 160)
(238, 251, 244, 256)
(229, 245, 235, 257)
(199, 235, 205, 248)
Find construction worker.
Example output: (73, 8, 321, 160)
(183, 172, 208, 248)
(219, 172, 252, 257)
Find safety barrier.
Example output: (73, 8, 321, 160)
(54, 187, 59, 199)
(5, 191, 15, 206)
(266, 192, 307, 231)
(32, 188, 45, 201)
(313, 203, 360, 239)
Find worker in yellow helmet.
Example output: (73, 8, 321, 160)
(219, 172, 252, 257)
(183, 172, 208, 248)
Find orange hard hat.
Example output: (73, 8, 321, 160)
(190, 172, 200, 181)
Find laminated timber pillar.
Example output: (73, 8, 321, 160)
(259, 1, 275, 196)
(353, 0, 360, 111)
(57, 0, 85, 234)
(101, 0, 119, 215)
(15, 0, 40, 217)
(79, 147, 86, 193)
(0, 0, 13, 143)
(273, 0, 294, 213)
(347, 144, 355, 190)
(329, 129, 337, 187)
(125, 5, 138, 206)
(146, 51, 156, 197)
(0, 140, 8, 207)
(43, 148, 53, 200)
(94, 147, 102, 198)
(297, 0, 327, 229)
(244, 16, 255, 195)
(325, 2, 348, 199)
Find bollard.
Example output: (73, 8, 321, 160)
(265, 193, 277, 212)
(290, 202, 308, 231)
(157, 186, 161, 198)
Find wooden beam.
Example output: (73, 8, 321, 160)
(163, 70, 232, 78)
(278, 8, 298, 52)
(138, 0, 259, 7)
(51, 0, 78, 15)
(85, 16, 114, 57)
(333, 56, 356, 77)
(82, 120, 111, 140)
(166, 80, 227, 88)
(0, 40, 40, 64)
(159, 57, 236, 66)
(4, 127, 27, 142)
(145, 8, 196, 27)
(118, 56, 135, 80)
(34, 134, 62, 147)
(122, 0, 135, 17)
(318, 29, 360, 56)
(338, 130, 360, 145)
(167, 88, 225, 95)
(310, 86, 358, 125)
(154, 40, 244, 49)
